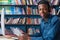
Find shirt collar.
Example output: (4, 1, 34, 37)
(41, 14, 52, 23)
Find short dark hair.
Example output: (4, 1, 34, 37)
(38, 0, 51, 12)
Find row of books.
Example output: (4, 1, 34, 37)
(27, 27, 40, 35)
(26, 18, 41, 24)
(47, 0, 59, 5)
(27, 0, 59, 5)
(5, 27, 25, 36)
(50, 7, 60, 15)
(0, 6, 39, 15)
(0, 0, 26, 5)
(27, 6, 39, 15)
(0, 7, 25, 15)
(4, 18, 25, 24)
(4, 18, 41, 24)
(0, 0, 59, 5)
(5, 26, 40, 36)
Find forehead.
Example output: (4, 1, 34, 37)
(38, 4, 48, 8)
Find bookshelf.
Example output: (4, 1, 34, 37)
(0, 0, 60, 39)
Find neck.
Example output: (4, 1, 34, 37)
(43, 14, 50, 22)
(44, 18, 48, 22)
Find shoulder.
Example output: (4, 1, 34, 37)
(51, 15, 60, 25)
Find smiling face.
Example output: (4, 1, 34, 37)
(38, 4, 50, 18)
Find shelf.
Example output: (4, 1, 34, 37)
(0, 5, 26, 6)
(26, 24, 40, 26)
(52, 5, 60, 8)
(5, 14, 40, 16)
(5, 14, 26, 16)
(28, 34, 41, 37)
(5, 15, 26, 18)
(5, 24, 40, 26)
(5, 24, 26, 26)
(26, 15, 41, 18)
(27, 5, 37, 8)
(5, 15, 41, 18)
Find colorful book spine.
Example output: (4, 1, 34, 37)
(22, 8, 25, 15)
(10, 6, 15, 14)
(15, 0, 19, 5)
(29, 0, 33, 5)
(18, 7, 23, 14)
(26, 0, 30, 5)
(4, 6, 11, 14)
(26, 18, 31, 24)
(0, 6, 2, 14)
(57, 9, 60, 15)
(21, 0, 26, 5)
(18, 0, 22, 5)
(33, 0, 37, 5)
(11, 0, 16, 5)
(27, 6, 32, 15)
(2, 0, 9, 5)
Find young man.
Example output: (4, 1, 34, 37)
(38, 0, 60, 40)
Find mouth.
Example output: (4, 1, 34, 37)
(40, 13, 47, 18)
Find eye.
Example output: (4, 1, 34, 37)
(39, 9, 41, 11)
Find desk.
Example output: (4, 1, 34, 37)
(0, 36, 18, 40)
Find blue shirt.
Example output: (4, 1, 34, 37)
(40, 15, 60, 40)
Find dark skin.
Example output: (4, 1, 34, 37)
(38, 4, 50, 21)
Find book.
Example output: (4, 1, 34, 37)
(22, 18, 25, 24)
(18, 0, 22, 5)
(31, 18, 34, 24)
(4, 6, 11, 14)
(10, 27, 24, 36)
(34, 18, 38, 24)
(12, 18, 20, 24)
(21, 0, 26, 5)
(32, 9, 37, 15)
(6, 18, 13, 24)
(57, 9, 60, 15)
(48, 0, 59, 5)
(10, 6, 15, 14)
(0, 6, 2, 14)
(26, 18, 32, 24)
(15, 0, 19, 5)
(26, 0, 30, 5)
(33, 0, 37, 5)
(27, 27, 40, 35)
(11, 0, 16, 5)
(5, 28, 13, 35)
(27, 6, 32, 15)
(18, 18, 25, 24)
(27, 28, 34, 35)
(4, 18, 7, 24)
(15, 7, 23, 14)
(50, 8, 56, 15)
(0, 0, 2, 5)
(22, 8, 26, 15)
(29, 0, 33, 5)
(2, 0, 9, 5)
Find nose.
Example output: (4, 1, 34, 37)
(40, 9, 44, 14)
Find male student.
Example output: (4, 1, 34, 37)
(38, 0, 60, 40)
(4, 0, 60, 40)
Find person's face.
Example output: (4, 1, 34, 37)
(38, 4, 49, 18)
